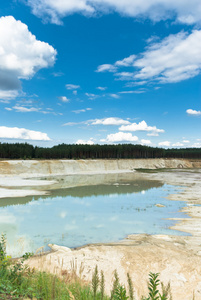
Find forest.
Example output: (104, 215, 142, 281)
(0, 142, 201, 159)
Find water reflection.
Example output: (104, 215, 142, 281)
(0, 173, 188, 257)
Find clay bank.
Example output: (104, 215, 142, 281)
(0, 158, 201, 299)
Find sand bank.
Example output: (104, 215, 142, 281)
(0, 158, 200, 198)
(0, 158, 201, 178)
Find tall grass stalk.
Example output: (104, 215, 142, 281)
(100, 270, 105, 300)
(92, 265, 99, 299)
(127, 272, 134, 300)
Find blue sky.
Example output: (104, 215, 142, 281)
(0, 0, 201, 148)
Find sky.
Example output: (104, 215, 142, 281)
(0, 0, 201, 148)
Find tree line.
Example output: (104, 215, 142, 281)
(0, 142, 201, 160)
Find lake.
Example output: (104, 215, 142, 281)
(0, 172, 188, 257)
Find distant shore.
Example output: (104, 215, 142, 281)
(0, 158, 201, 199)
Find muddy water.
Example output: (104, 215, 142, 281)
(0, 173, 188, 257)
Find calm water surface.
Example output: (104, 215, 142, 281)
(0, 173, 188, 257)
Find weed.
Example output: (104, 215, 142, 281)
(127, 272, 134, 300)
(92, 265, 99, 298)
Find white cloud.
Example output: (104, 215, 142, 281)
(96, 64, 117, 73)
(119, 91, 136, 94)
(0, 16, 56, 100)
(119, 120, 164, 134)
(97, 30, 201, 85)
(91, 117, 130, 126)
(192, 142, 201, 148)
(63, 122, 78, 126)
(172, 142, 184, 147)
(147, 132, 159, 137)
(186, 108, 201, 116)
(58, 96, 70, 102)
(26, 0, 201, 25)
(140, 139, 152, 145)
(63, 117, 130, 126)
(97, 55, 136, 75)
(72, 108, 92, 113)
(115, 54, 136, 67)
(12, 106, 40, 112)
(0, 16, 56, 77)
(65, 84, 80, 90)
(110, 94, 120, 99)
(115, 72, 134, 81)
(158, 141, 171, 147)
(0, 90, 19, 102)
(101, 132, 138, 143)
(133, 30, 201, 83)
(52, 72, 64, 77)
(85, 93, 99, 100)
(119, 90, 146, 94)
(76, 138, 95, 145)
(0, 126, 50, 140)
(96, 86, 107, 91)
(183, 140, 190, 143)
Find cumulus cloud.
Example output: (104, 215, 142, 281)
(101, 132, 138, 143)
(58, 96, 70, 102)
(76, 138, 95, 145)
(26, 0, 201, 25)
(158, 141, 171, 147)
(172, 142, 184, 147)
(91, 117, 130, 126)
(119, 120, 164, 134)
(192, 142, 201, 148)
(0, 126, 50, 140)
(140, 139, 151, 145)
(186, 108, 201, 116)
(0, 16, 56, 101)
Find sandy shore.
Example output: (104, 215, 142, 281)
(1, 160, 201, 299)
